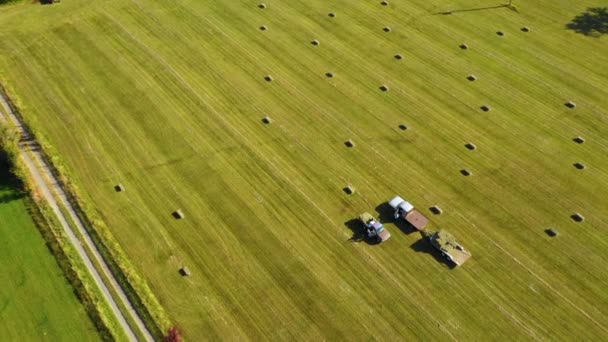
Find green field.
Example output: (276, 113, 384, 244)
(0, 161, 98, 340)
(1, 0, 607, 340)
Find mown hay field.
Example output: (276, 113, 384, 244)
(0, 162, 98, 341)
(0, 0, 607, 340)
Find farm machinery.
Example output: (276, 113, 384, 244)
(389, 196, 471, 266)
(358, 212, 391, 243)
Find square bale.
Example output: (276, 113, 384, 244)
(460, 169, 472, 176)
(465, 143, 477, 150)
(381, 1, 389, 5)
(573, 136, 585, 144)
(311, 39, 320, 46)
(459, 43, 469, 50)
(344, 139, 355, 148)
(521, 26, 530, 32)
(114, 184, 125, 192)
(259, 25, 268, 31)
(383, 26, 392, 32)
(325, 72, 335, 78)
(328, 12, 336, 18)
(573, 162, 586, 170)
(179, 267, 191, 277)
(394, 53, 403, 60)
(545, 228, 559, 237)
(571, 213, 584, 222)
(496, 31, 505, 36)
(172, 209, 185, 219)
(264, 75, 274, 82)
(565, 101, 576, 108)
(429, 206, 443, 215)
(398, 123, 408, 130)
(467, 75, 477, 81)
(258, 3, 266, 9)
(480, 105, 491, 112)
(262, 116, 273, 124)
(379, 85, 389, 92)
(343, 185, 355, 195)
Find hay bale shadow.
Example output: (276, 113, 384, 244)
(410, 236, 455, 269)
(344, 219, 380, 245)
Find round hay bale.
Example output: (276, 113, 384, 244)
(172, 210, 185, 219)
(383, 26, 392, 32)
(573, 162, 586, 170)
(379, 85, 389, 92)
(545, 228, 559, 237)
(179, 267, 191, 277)
(571, 213, 584, 222)
(343, 185, 355, 194)
(465, 143, 476, 151)
(430, 206, 443, 215)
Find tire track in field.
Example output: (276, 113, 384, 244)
(453, 210, 608, 335)
(116, 3, 572, 337)
(109, 4, 459, 339)
(198, 3, 608, 337)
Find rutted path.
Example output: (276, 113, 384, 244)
(0, 91, 153, 342)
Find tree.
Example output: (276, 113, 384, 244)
(164, 327, 183, 342)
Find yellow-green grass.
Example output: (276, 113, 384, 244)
(0, 0, 607, 340)
(0, 162, 99, 340)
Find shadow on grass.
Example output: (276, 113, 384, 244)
(0, 153, 24, 204)
(374, 202, 417, 235)
(343, 219, 381, 245)
(410, 235, 455, 269)
(567, 7, 608, 37)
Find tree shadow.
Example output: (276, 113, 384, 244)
(343, 219, 380, 245)
(566, 7, 608, 37)
(410, 235, 455, 269)
(374, 202, 417, 235)
(0, 154, 25, 204)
